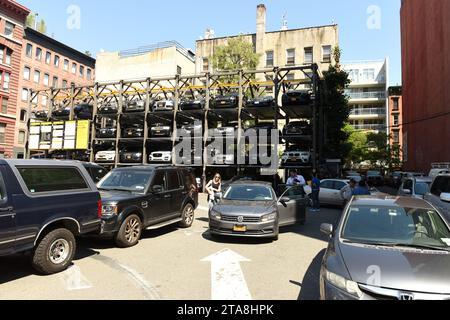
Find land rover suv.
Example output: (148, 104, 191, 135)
(97, 165, 198, 247)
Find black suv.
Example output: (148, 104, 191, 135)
(0, 160, 101, 274)
(97, 166, 199, 247)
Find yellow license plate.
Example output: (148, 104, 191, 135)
(233, 225, 247, 232)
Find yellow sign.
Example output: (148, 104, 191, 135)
(75, 120, 90, 150)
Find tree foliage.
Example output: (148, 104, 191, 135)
(26, 13, 47, 34)
(211, 36, 261, 72)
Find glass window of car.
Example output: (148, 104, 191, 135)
(166, 170, 181, 191)
(17, 167, 89, 193)
(224, 185, 273, 201)
(151, 170, 166, 191)
(320, 180, 334, 189)
(90, 167, 107, 183)
(431, 177, 450, 196)
(403, 179, 413, 191)
(98, 170, 152, 193)
(415, 182, 430, 196)
(281, 185, 305, 200)
(342, 205, 450, 249)
(0, 173, 6, 200)
(334, 181, 347, 190)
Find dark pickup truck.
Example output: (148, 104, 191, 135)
(97, 165, 198, 248)
(0, 160, 102, 275)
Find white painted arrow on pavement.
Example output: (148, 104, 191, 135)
(201, 249, 252, 300)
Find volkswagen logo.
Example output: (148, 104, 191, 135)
(399, 293, 415, 301)
(237, 216, 244, 223)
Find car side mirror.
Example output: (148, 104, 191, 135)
(402, 189, 412, 195)
(320, 223, 334, 237)
(279, 197, 290, 207)
(441, 193, 450, 203)
(152, 185, 163, 194)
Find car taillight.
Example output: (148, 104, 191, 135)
(97, 199, 102, 218)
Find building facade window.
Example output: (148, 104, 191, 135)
(393, 130, 400, 144)
(41, 95, 48, 106)
(22, 88, 29, 101)
(304, 47, 313, 64)
(0, 124, 5, 144)
(322, 45, 332, 63)
(71, 62, 76, 74)
(79, 65, 84, 77)
(363, 68, 375, 81)
(1, 97, 8, 114)
(62, 80, 68, 88)
(0, 45, 12, 65)
(393, 98, 399, 111)
(87, 69, 92, 80)
(202, 58, 209, 72)
(35, 47, 42, 61)
(45, 51, 51, 64)
(43, 73, 49, 86)
(286, 73, 295, 81)
(63, 59, 69, 71)
(34, 70, 40, 84)
(348, 69, 359, 82)
(52, 76, 58, 87)
(4, 21, 14, 37)
(176, 66, 182, 75)
(23, 66, 30, 80)
(54, 55, 60, 67)
(266, 51, 274, 67)
(1, 72, 10, 91)
(26, 43, 33, 57)
(286, 49, 295, 65)
(18, 131, 25, 144)
(393, 115, 399, 126)
(20, 109, 27, 122)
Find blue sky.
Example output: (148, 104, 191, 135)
(20, 0, 402, 85)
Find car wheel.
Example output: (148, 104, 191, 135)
(179, 203, 195, 228)
(32, 228, 76, 275)
(115, 214, 142, 248)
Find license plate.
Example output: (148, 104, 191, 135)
(254, 101, 260, 104)
(127, 156, 132, 159)
(291, 98, 297, 102)
(221, 101, 226, 104)
(156, 130, 161, 133)
(233, 225, 247, 232)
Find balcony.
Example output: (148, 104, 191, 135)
(346, 92, 386, 100)
(350, 108, 386, 116)
(351, 124, 386, 131)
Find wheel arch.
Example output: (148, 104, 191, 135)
(34, 218, 80, 246)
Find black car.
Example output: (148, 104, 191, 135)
(283, 121, 313, 137)
(0, 160, 101, 274)
(53, 106, 71, 119)
(98, 102, 119, 115)
(33, 110, 49, 120)
(119, 149, 143, 163)
(180, 98, 205, 111)
(149, 123, 171, 137)
(123, 100, 146, 113)
(246, 96, 274, 108)
(94, 140, 116, 149)
(212, 93, 244, 109)
(97, 166, 198, 247)
(97, 127, 117, 138)
(122, 125, 145, 138)
(74, 104, 93, 120)
(81, 162, 109, 183)
(282, 90, 312, 106)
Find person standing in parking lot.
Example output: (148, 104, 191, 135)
(287, 170, 306, 186)
(341, 179, 357, 203)
(206, 173, 222, 208)
(353, 179, 371, 196)
(311, 173, 321, 212)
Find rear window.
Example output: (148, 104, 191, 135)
(431, 176, 450, 196)
(167, 170, 181, 190)
(17, 167, 89, 193)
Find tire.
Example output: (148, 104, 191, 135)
(115, 214, 142, 248)
(32, 228, 76, 275)
(179, 203, 195, 228)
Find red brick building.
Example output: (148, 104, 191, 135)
(388, 86, 403, 158)
(15, 27, 95, 158)
(401, 0, 450, 172)
(0, 0, 29, 158)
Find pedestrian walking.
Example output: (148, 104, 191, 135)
(310, 173, 321, 212)
(340, 178, 357, 202)
(206, 173, 222, 208)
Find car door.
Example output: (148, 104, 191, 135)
(166, 169, 185, 217)
(278, 186, 307, 226)
(0, 169, 15, 255)
(319, 180, 335, 205)
(399, 179, 414, 197)
(332, 181, 347, 205)
(145, 169, 171, 222)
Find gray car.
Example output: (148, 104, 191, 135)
(425, 174, 450, 222)
(320, 196, 450, 300)
(209, 182, 307, 241)
(398, 176, 433, 199)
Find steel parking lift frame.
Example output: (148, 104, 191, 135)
(26, 64, 323, 188)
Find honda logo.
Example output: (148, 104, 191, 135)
(399, 293, 415, 301)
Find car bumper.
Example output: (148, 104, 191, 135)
(151, 130, 171, 137)
(209, 219, 277, 238)
(100, 216, 121, 235)
(80, 219, 102, 235)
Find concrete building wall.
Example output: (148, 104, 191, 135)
(96, 45, 196, 83)
(401, 0, 450, 172)
(0, 0, 29, 158)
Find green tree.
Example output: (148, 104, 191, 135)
(322, 46, 351, 160)
(211, 36, 261, 82)
(26, 13, 47, 34)
(37, 19, 47, 34)
(26, 13, 35, 29)
(343, 124, 368, 166)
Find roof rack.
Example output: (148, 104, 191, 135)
(431, 163, 450, 169)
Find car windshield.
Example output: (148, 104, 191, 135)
(341, 205, 450, 249)
(98, 170, 153, 193)
(415, 182, 431, 196)
(224, 185, 273, 201)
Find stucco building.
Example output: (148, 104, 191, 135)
(95, 41, 196, 83)
(401, 0, 450, 171)
(0, 0, 29, 159)
(196, 4, 339, 79)
(14, 27, 96, 158)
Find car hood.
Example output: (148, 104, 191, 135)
(339, 242, 450, 294)
(100, 190, 145, 203)
(214, 199, 276, 215)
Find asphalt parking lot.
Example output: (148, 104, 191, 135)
(0, 195, 342, 300)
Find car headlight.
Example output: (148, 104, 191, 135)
(210, 209, 221, 220)
(325, 270, 363, 298)
(102, 205, 118, 216)
(261, 212, 277, 222)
